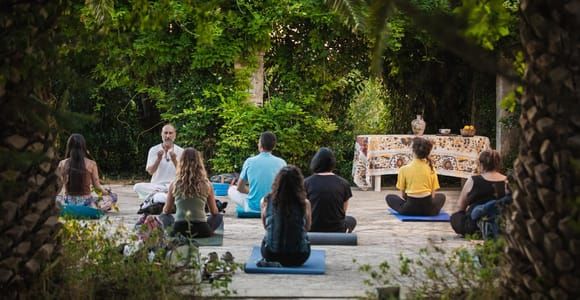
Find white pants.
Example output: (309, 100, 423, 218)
(134, 182, 169, 203)
(227, 186, 250, 211)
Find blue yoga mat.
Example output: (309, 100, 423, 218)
(236, 205, 261, 218)
(388, 208, 450, 222)
(244, 246, 325, 274)
(60, 205, 104, 219)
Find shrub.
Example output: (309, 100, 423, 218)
(357, 238, 504, 299)
(31, 219, 237, 299)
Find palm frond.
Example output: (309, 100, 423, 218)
(326, 0, 370, 32)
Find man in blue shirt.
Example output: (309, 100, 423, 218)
(228, 131, 286, 212)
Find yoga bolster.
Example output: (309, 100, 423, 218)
(307, 232, 358, 246)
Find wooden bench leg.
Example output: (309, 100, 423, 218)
(374, 175, 381, 192)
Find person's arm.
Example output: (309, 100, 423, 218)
(457, 177, 474, 211)
(395, 168, 406, 199)
(237, 159, 250, 193)
(343, 198, 350, 213)
(90, 162, 107, 195)
(162, 182, 176, 214)
(146, 147, 164, 175)
(168, 147, 178, 167)
(304, 199, 312, 231)
(261, 198, 268, 229)
(237, 178, 249, 194)
(431, 170, 441, 198)
(206, 183, 219, 215)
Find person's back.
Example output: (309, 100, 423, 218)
(56, 134, 111, 209)
(229, 131, 286, 212)
(305, 174, 350, 232)
(260, 165, 311, 267)
(263, 195, 309, 254)
(243, 152, 286, 210)
(385, 137, 445, 216)
(466, 175, 506, 211)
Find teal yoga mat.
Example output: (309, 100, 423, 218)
(236, 205, 261, 218)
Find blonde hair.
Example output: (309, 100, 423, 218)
(173, 148, 211, 199)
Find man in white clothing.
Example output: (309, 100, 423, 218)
(134, 124, 184, 203)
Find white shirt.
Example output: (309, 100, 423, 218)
(146, 144, 184, 185)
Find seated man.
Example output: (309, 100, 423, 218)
(134, 124, 184, 204)
(228, 131, 286, 212)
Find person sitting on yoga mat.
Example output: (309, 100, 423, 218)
(228, 131, 286, 212)
(56, 134, 112, 210)
(450, 149, 508, 236)
(385, 137, 445, 216)
(260, 165, 312, 267)
(157, 147, 223, 238)
(305, 147, 356, 233)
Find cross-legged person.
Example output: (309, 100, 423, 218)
(56, 134, 113, 210)
(228, 131, 286, 212)
(305, 147, 356, 233)
(134, 124, 184, 204)
(385, 137, 446, 216)
(260, 165, 311, 267)
(450, 149, 509, 237)
(151, 147, 223, 238)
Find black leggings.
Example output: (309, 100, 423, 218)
(386, 193, 446, 216)
(172, 214, 223, 238)
(260, 240, 310, 267)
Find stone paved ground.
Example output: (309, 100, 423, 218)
(103, 184, 473, 299)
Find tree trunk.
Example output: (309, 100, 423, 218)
(0, 2, 65, 298)
(501, 1, 580, 298)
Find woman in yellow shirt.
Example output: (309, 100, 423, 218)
(386, 137, 446, 215)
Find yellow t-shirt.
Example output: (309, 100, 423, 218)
(396, 159, 440, 197)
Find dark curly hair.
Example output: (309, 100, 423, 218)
(269, 165, 307, 216)
(412, 137, 434, 172)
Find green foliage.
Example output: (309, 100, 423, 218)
(453, 0, 518, 50)
(57, 0, 512, 182)
(348, 78, 389, 136)
(212, 97, 337, 174)
(31, 219, 237, 299)
(358, 239, 505, 299)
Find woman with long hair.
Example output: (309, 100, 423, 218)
(260, 165, 311, 267)
(161, 147, 223, 238)
(305, 147, 356, 233)
(56, 134, 109, 207)
(450, 149, 509, 236)
(385, 137, 446, 216)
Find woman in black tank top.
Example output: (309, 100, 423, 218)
(450, 150, 508, 236)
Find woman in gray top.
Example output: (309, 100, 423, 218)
(162, 147, 223, 237)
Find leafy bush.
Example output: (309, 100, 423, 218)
(31, 219, 236, 299)
(357, 238, 504, 299)
(211, 97, 337, 175)
(348, 78, 390, 137)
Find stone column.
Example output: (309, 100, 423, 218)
(234, 52, 264, 106)
(496, 74, 518, 158)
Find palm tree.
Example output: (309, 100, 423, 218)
(330, 0, 579, 298)
(0, 1, 66, 297)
